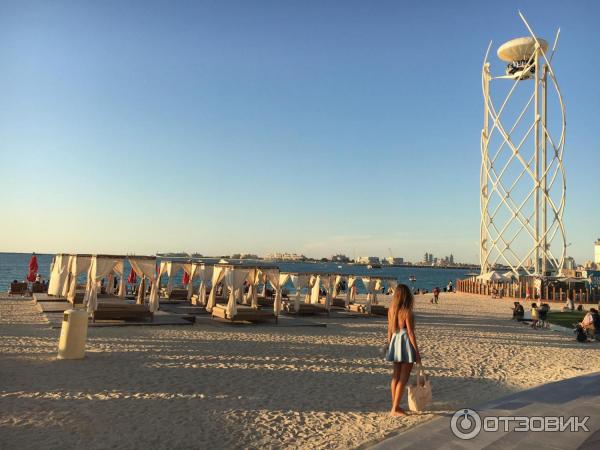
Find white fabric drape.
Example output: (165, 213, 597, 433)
(346, 276, 358, 307)
(114, 260, 126, 298)
(84, 257, 121, 313)
(264, 269, 287, 316)
(310, 275, 321, 304)
(48, 255, 69, 296)
(130, 258, 159, 312)
(165, 262, 182, 296)
(65, 255, 91, 301)
(206, 266, 225, 312)
(373, 279, 382, 305)
(245, 269, 260, 308)
(196, 264, 214, 306)
(362, 277, 378, 314)
(224, 268, 250, 318)
(321, 274, 334, 310)
(184, 263, 195, 301)
(289, 274, 310, 312)
(332, 275, 345, 298)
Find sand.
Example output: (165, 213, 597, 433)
(1, 293, 599, 449)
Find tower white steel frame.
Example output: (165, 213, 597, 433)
(480, 13, 566, 276)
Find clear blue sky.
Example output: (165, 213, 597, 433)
(1, 0, 598, 263)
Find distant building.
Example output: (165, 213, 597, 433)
(264, 252, 306, 261)
(331, 254, 350, 263)
(231, 253, 259, 260)
(449, 254, 454, 264)
(595, 239, 600, 264)
(356, 256, 380, 265)
(385, 256, 404, 265)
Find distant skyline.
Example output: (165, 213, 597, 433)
(1, 1, 598, 264)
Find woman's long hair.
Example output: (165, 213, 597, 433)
(389, 284, 414, 332)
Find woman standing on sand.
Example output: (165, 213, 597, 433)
(386, 284, 421, 416)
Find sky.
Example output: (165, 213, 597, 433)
(1, 0, 598, 263)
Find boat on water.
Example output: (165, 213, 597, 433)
(408, 275, 417, 282)
(367, 264, 382, 269)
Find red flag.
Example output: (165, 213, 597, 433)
(182, 271, 190, 286)
(127, 267, 137, 284)
(26, 254, 38, 282)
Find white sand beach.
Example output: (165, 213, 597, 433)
(1, 293, 599, 449)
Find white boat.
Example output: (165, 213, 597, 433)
(409, 275, 416, 282)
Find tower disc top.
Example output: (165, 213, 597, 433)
(497, 36, 549, 62)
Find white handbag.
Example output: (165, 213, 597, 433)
(407, 364, 432, 412)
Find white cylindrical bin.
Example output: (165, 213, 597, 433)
(57, 309, 89, 360)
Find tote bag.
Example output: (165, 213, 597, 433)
(407, 364, 432, 412)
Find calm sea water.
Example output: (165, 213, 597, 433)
(0, 252, 473, 293)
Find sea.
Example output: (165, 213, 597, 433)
(0, 252, 474, 293)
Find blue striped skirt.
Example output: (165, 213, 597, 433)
(385, 329, 416, 363)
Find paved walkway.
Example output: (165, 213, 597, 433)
(370, 372, 600, 450)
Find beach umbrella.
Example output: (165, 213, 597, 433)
(182, 270, 190, 286)
(26, 253, 38, 282)
(127, 267, 137, 284)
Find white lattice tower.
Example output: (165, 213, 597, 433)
(480, 12, 566, 276)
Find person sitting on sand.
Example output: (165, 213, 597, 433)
(385, 284, 421, 417)
(511, 302, 524, 321)
(530, 303, 539, 328)
(580, 308, 600, 340)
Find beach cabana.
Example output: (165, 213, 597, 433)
(157, 260, 192, 300)
(282, 272, 321, 314)
(309, 273, 337, 314)
(190, 262, 214, 306)
(85, 255, 157, 322)
(207, 263, 279, 323)
(347, 276, 398, 315)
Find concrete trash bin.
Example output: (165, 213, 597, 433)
(57, 309, 89, 359)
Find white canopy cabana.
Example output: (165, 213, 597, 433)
(83, 255, 125, 313)
(286, 273, 311, 312)
(207, 263, 281, 319)
(157, 260, 192, 297)
(360, 276, 398, 314)
(308, 273, 336, 311)
(129, 256, 159, 312)
(192, 262, 214, 306)
(262, 268, 289, 317)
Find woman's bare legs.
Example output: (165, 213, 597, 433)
(390, 363, 401, 413)
(390, 362, 413, 416)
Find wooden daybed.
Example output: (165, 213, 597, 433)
(211, 304, 277, 323)
(282, 301, 321, 315)
(160, 288, 188, 301)
(92, 300, 154, 323)
(347, 303, 388, 316)
(8, 282, 28, 296)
